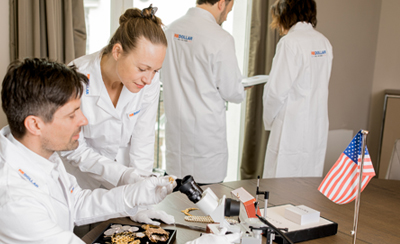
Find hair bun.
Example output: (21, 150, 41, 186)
(119, 8, 141, 25)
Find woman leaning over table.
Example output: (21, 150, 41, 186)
(61, 5, 175, 226)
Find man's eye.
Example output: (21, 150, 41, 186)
(70, 115, 75, 119)
(139, 68, 146, 72)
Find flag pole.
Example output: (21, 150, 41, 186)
(351, 130, 369, 243)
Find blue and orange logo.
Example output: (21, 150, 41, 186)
(174, 33, 193, 42)
(85, 74, 90, 95)
(128, 110, 141, 117)
(311, 50, 327, 57)
(18, 169, 39, 188)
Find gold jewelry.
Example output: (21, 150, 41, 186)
(181, 207, 199, 216)
(184, 215, 238, 224)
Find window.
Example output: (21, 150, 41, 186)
(84, 0, 111, 54)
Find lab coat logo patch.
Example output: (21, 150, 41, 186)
(18, 169, 39, 187)
(128, 110, 140, 118)
(311, 50, 327, 57)
(85, 74, 90, 95)
(174, 33, 193, 43)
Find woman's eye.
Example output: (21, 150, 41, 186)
(139, 68, 145, 72)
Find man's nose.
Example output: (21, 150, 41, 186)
(78, 110, 88, 126)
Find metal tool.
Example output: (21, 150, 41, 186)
(173, 223, 206, 232)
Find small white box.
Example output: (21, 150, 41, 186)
(284, 205, 320, 226)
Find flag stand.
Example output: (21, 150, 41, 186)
(351, 130, 369, 244)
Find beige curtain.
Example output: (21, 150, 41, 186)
(10, 0, 86, 64)
(240, 0, 280, 179)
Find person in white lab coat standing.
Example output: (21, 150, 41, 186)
(61, 6, 175, 225)
(0, 58, 174, 243)
(262, 0, 333, 178)
(162, 0, 246, 185)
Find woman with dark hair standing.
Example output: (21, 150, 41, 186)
(262, 0, 333, 178)
(61, 5, 176, 225)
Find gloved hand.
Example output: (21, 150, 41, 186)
(119, 168, 148, 186)
(130, 208, 175, 225)
(119, 168, 178, 195)
(124, 176, 175, 207)
(185, 232, 241, 244)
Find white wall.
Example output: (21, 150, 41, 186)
(316, 0, 381, 133)
(0, 0, 10, 128)
(315, 0, 400, 174)
(314, 0, 382, 171)
(368, 0, 400, 172)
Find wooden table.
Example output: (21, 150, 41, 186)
(82, 178, 400, 244)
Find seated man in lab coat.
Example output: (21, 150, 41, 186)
(0, 58, 175, 243)
(162, 0, 246, 185)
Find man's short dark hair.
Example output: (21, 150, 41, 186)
(1, 58, 89, 139)
(271, 0, 317, 32)
(197, 0, 232, 5)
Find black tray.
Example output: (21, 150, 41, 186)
(91, 223, 177, 244)
(273, 217, 338, 244)
(263, 204, 338, 244)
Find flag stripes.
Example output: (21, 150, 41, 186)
(318, 130, 375, 204)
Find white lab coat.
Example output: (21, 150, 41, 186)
(61, 50, 159, 189)
(262, 22, 333, 178)
(0, 126, 136, 243)
(162, 7, 245, 183)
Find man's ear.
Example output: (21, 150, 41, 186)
(112, 43, 124, 61)
(217, 0, 226, 11)
(24, 115, 44, 136)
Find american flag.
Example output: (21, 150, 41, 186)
(318, 130, 375, 204)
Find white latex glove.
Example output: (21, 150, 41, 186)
(124, 176, 174, 207)
(119, 168, 149, 186)
(130, 208, 175, 225)
(119, 169, 177, 194)
(185, 233, 241, 244)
